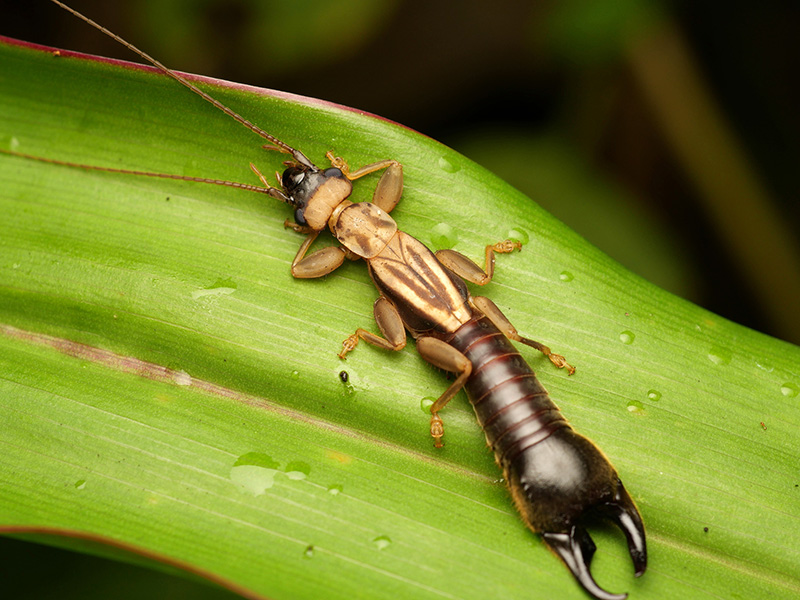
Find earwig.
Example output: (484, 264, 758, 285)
(10, 2, 648, 598)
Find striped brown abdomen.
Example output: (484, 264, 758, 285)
(448, 316, 568, 468)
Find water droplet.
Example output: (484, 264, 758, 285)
(191, 277, 237, 300)
(290, 370, 300, 380)
(559, 271, 574, 282)
(284, 461, 311, 481)
(10, 137, 20, 151)
(74, 479, 86, 490)
(230, 452, 280, 496)
(619, 331, 635, 345)
(430, 223, 458, 250)
(327, 484, 342, 496)
(173, 370, 192, 386)
(755, 361, 773, 373)
(707, 346, 732, 365)
(647, 390, 662, 402)
(506, 227, 529, 245)
(437, 157, 460, 173)
(626, 400, 644, 413)
(303, 545, 315, 559)
(420, 397, 435, 413)
(372, 535, 392, 550)
(326, 450, 352, 464)
(781, 383, 799, 398)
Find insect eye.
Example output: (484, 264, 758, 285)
(323, 167, 344, 179)
(294, 207, 307, 226)
(281, 167, 305, 193)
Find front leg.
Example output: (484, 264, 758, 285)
(326, 152, 403, 214)
(290, 231, 347, 279)
(435, 239, 521, 286)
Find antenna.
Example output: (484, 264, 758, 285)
(49, 0, 315, 169)
(0, 148, 287, 198)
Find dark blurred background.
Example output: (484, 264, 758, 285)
(1, 0, 799, 595)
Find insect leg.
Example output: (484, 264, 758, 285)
(326, 153, 404, 214)
(472, 296, 575, 374)
(289, 231, 347, 279)
(415, 337, 472, 448)
(339, 297, 407, 359)
(436, 240, 521, 286)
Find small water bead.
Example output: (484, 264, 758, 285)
(506, 227, 530, 245)
(230, 452, 281, 496)
(191, 286, 236, 300)
(303, 545, 315, 559)
(647, 390, 662, 402)
(420, 397, 435, 413)
(626, 400, 644, 413)
(781, 383, 799, 398)
(372, 535, 392, 550)
(74, 479, 86, 490)
(619, 331, 635, 345)
(755, 361, 773, 373)
(437, 157, 460, 173)
(290, 370, 300, 380)
(559, 271, 574, 282)
(327, 484, 343, 496)
(191, 277, 237, 300)
(430, 223, 458, 250)
(173, 370, 192, 386)
(707, 346, 732, 366)
(284, 461, 311, 481)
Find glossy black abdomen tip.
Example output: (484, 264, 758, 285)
(541, 480, 647, 600)
(609, 483, 648, 578)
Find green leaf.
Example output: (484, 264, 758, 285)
(1, 36, 799, 600)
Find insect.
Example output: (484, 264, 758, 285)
(7, 2, 647, 598)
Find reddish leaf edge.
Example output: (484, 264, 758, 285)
(0, 524, 268, 600)
(0, 35, 417, 136)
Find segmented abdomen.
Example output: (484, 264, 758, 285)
(447, 316, 569, 469)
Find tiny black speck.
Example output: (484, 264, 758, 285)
(339, 371, 349, 383)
